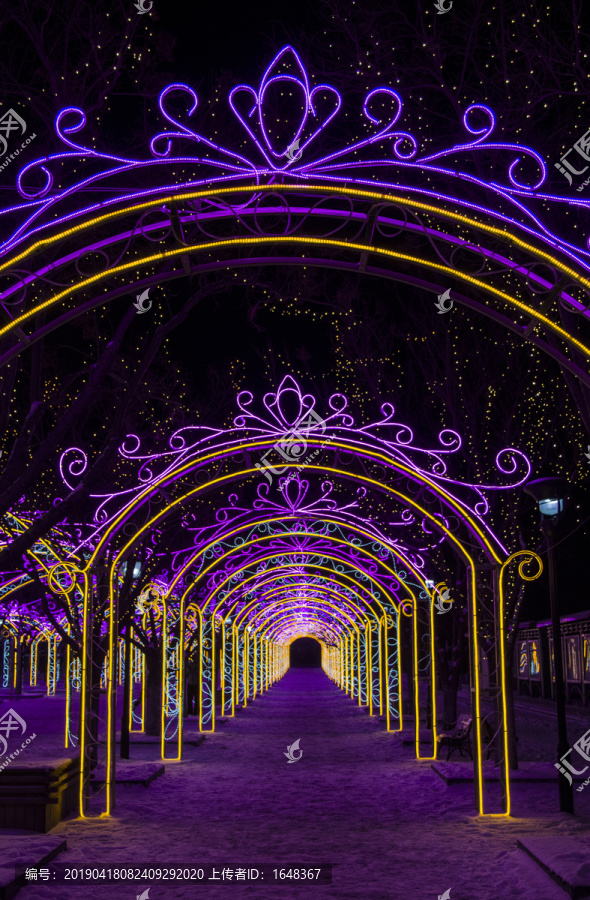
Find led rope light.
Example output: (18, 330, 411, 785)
(2, 230, 589, 363)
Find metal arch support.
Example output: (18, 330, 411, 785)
(1, 254, 588, 387)
(1, 187, 590, 386)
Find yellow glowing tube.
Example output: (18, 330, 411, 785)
(244, 628, 249, 705)
(253, 634, 258, 700)
(90, 461, 504, 579)
(218, 617, 235, 717)
(130, 634, 146, 734)
(220, 618, 227, 717)
(47, 633, 58, 696)
(496, 551, 543, 818)
(366, 622, 373, 715)
(160, 594, 185, 762)
(356, 629, 362, 706)
(232, 624, 238, 714)
(160, 596, 169, 759)
(349, 633, 355, 697)
(81, 449, 516, 814)
(1, 181, 586, 298)
(105, 568, 117, 817)
(65, 627, 71, 749)
(345, 635, 350, 695)
(3, 184, 590, 364)
(193, 606, 210, 729)
(10, 633, 18, 690)
(30, 634, 40, 687)
(125, 625, 133, 733)
(352, 632, 358, 701)
(78, 572, 91, 818)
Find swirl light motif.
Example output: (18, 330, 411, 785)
(58, 447, 88, 493)
(0, 45, 589, 275)
(63, 375, 529, 559)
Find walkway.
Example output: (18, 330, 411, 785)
(17, 668, 575, 899)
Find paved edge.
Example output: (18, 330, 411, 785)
(517, 837, 590, 899)
(430, 762, 585, 785)
(0, 838, 67, 900)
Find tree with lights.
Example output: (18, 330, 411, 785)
(0, 0, 176, 148)
(259, 0, 590, 763)
(293, 0, 590, 436)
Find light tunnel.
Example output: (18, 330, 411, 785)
(0, 375, 544, 818)
(0, 46, 584, 897)
(0, 29, 583, 897)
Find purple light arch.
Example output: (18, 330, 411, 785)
(1, 43, 589, 282)
(54, 376, 527, 563)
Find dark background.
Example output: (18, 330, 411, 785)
(290, 637, 323, 667)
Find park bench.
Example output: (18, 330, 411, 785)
(436, 715, 473, 761)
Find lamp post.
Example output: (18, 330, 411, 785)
(524, 476, 574, 814)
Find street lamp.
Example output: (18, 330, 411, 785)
(119, 560, 142, 579)
(524, 476, 573, 814)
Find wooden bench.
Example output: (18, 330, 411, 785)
(436, 715, 473, 761)
(0, 757, 79, 833)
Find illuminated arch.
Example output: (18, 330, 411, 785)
(0, 366, 545, 818)
(214, 565, 395, 724)
(65, 391, 537, 820)
(183, 546, 411, 734)
(1, 46, 569, 821)
(2, 191, 590, 385)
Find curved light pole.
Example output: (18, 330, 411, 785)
(524, 476, 574, 814)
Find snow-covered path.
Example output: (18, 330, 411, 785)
(13, 669, 587, 900)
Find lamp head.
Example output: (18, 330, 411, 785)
(119, 560, 142, 579)
(524, 477, 568, 518)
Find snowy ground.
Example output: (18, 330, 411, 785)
(455, 685, 590, 763)
(1, 670, 590, 900)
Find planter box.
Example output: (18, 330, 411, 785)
(0, 757, 79, 833)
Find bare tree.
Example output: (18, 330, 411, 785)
(0, 0, 176, 148)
